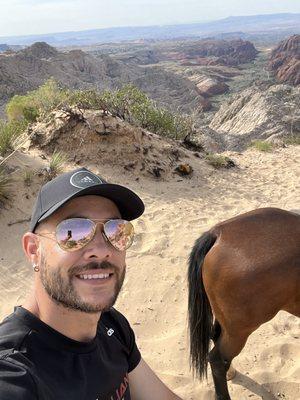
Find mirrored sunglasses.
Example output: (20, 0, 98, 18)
(55, 218, 134, 252)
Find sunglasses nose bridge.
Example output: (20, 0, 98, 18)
(93, 221, 109, 244)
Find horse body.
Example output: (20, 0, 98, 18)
(188, 208, 300, 400)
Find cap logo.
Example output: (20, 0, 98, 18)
(70, 171, 103, 188)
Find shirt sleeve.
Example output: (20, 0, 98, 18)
(104, 308, 141, 372)
(0, 357, 38, 400)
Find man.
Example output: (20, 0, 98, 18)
(0, 168, 183, 400)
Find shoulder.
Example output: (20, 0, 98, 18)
(0, 309, 32, 353)
(0, 353, 38, 399)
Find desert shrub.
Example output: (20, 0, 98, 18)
(251, 140, 273, 152)
(205, 153, 235, 169)
(0, 167, 12, 205)
(6, 82, 195, 140)
(100, 85, 151, 120)
(23, 170, 34, 186)
(6, 78, 69, 122)
(283, 135, 300, 145)
(0, 120, 28, 156)
(46, 150, 68, 181)
(6, 95, 37, 122)
(99, 85, 194, 139)
(68, 89, 105, 110)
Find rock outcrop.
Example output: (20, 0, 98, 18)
(208, 84, 300, 147)
(196, 76, 229, 97)
(268, 35, 300, 86)
(184, 83, 299, 152)
(165, 39, 258, 67)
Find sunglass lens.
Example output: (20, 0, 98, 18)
(104, 220, 134, 251)
(56, 219, 94, 251)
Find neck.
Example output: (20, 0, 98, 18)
(23, 292, 101, 342)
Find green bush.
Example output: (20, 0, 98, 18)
(6, 81, 195, 140)
(6, 78, 69, 122)
(99, 85, 194, 139)
(0, 120, 28, 156)
(46, 150, 68, 181)
(251, 140, 273, 152)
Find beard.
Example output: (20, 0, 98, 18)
(39, 254, 126, 313)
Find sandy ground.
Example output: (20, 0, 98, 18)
(0, 143, 299, 399)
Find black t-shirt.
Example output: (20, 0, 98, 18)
(0, 306, 141, 400)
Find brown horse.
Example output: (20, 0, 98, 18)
(188, 207, 300, 400)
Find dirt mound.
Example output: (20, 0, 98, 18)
(28, 107, 198, 180)
(268, 35, 300, 85)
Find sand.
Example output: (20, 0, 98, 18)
(0, 143, 299, 399)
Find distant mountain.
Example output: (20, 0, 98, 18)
(0, 42, 204, 115)
(0, 13, 299, 47)
(0, 44, 9, 52)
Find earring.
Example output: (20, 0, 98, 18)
(33, 263, 39, 272)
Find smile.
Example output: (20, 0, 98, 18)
(78, 273, 111, 280)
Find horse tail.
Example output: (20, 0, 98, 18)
(188, 230, 217, 379)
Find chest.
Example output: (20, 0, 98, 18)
(27, 331, 132, 400)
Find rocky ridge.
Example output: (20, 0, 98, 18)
(268, 34, 300, 85)
(183, 83, 299, 152)
(0, 42, 205, 116)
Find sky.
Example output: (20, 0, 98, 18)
(0, 0, 300, 37)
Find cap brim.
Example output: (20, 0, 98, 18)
(37, 183, 144, 224)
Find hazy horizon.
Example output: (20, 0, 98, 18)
(0, 0, 300, 38)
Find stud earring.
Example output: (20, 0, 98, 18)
(33, 263, 39, 272)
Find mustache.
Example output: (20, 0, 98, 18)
(69, 261, 118, 276)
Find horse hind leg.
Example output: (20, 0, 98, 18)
(209, 328, 250, 400)
(211, 321, 236, 381)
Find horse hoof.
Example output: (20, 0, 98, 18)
(226, 365, 236, 381)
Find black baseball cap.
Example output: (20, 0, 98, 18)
(30, 168, 145, 232)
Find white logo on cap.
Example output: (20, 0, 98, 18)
(80, 176, 94, 183)
(70, 171, 103, 188)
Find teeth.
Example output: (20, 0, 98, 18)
(79, 273, 110, 280)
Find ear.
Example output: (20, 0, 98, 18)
(22, 232, 40, 265)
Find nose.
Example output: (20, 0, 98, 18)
(83, 224, 113, 260)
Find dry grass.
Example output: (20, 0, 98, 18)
(0, 168, 12, 205)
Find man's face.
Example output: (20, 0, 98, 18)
(36, 195, 127, 313)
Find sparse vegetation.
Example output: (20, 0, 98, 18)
(6, 78, 69, 123)
(251, 140, 274, 152)
(205, 153, 235, 169)
(283, 135, 300, 146)
(46, 150, 67, 181)
(23, 170, 34, 186)
(0, 168, 12, 205)
(5, 82, 195, 140)
(0, 120, 28, 156)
